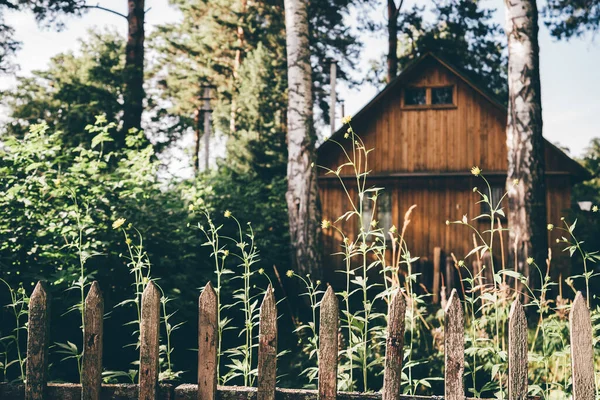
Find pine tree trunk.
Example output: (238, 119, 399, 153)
(387, 0, 401, 83)
(284, 0, 322, 278)
(122, 0, 145, 144)
(504, 0, 547, 285)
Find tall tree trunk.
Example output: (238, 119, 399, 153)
(193, 108, 201, 174)
(504, 0, 547, 287)
(230, 0, 247, 134)
(386, 0, 402, 83)
(122, 0, 145, 144)
(284, 0, 322, 278)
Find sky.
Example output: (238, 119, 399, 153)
(1, 0, 599, 158)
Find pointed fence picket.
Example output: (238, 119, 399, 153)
(3, 280, 596, 400)
(82, 281, 104, 400)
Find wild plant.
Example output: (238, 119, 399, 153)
(56, 196, 102, 381)
(319, 119, 440, 392)
(196, 206, 233, 383)
(0, 279, 29, 382)
(158, 294, 184, 381)
(554, 217, 600, 306)
(221, 213, 262, 386)
(288, 271, 323, 385)
(113, 219, 182, 381)
(319, 121, 390, 391)
(114, 218, 152, 348)
(446, 169, 514, 398)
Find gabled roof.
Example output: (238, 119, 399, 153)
(319, 52, 590, 182)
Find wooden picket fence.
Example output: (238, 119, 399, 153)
(0, 280, 597, 400)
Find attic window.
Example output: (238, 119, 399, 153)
(432, 86, 453, 105)
(402, 85, 456, 108)
(404, 87, 427, 106)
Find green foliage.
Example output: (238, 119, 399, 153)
(150, 0, 364, 143)
(0, 18, 20, 74)
(0, 117, 205, 382)
(1, 30, 125, 149)
(0, 0, 85, 73)
(543, 0, 600, 39)
(0, 279, 28, 382)
(376, 0, 507, 100)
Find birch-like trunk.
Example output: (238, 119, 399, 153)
(504, 0, 547, 285)
(284, 0, 322, 277)
(122, 0, 145, 143)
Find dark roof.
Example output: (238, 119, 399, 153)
(319, 52, 590, 182)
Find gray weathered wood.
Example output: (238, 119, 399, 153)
(139, 281, 161, 400)
(318, 286, 338, 400)
(432, 248, 441, 304)
(444, 289, 464, 400)
(382, 290, 406, 400)
(198, 282, 218, 400)
(3, 381, 497, 400)
(26, 281, 51, 400)
(570, 292, 596, 400)
(508, 299, 527, 400)
(82, 281, 104, 400)
(257, 285, 277, 400)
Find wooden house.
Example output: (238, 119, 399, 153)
(317, 53, 589, 288)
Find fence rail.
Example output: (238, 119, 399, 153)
(0, 280, 596, 400)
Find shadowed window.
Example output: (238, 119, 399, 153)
(432, 86, 454, 105)
(481, 186, 506, 218)
(362, 191, 392, 241)
(404, 87, 426, 105)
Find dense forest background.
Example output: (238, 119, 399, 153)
(1, 0, 600, 392)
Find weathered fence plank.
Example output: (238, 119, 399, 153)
(508, 299, 527, 400)
(198, 283, 218, 400)
(257, 285, 277, 400)
(433, 248, 441, 304)
(318, 286, 338, 400)
(444, 289, 464, 400)
(82, 281, 104, 400)
(382, 290, 406, 400)
(570, 292, 596, 400)
(139, 281, 161, 400)
(26, 281, 51, 400)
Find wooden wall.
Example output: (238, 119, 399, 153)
(319, 176, 572, 286)
(317, 56, 582, 287)
(318, 58, 576, 176)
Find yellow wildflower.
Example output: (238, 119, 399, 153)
(527, 257, 534, 265)
(286, 270, 294, 278)
(341, 115, 352, 125)
(470, 166, 481, 176)
(112, 218, 126, 230)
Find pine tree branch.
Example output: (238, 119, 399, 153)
(83, 4, 127, 19)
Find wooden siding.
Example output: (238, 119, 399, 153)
(317, 56, 580, 282)
(319, 176, 572, 285)
(318, 58, 578, 177)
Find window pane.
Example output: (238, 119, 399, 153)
(481, 186, 506, 216)
(378, 192, 392, 234)
(431, 86, 453, 105)
(404, 87, 426, 105)
(362, 191, 392, 240)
